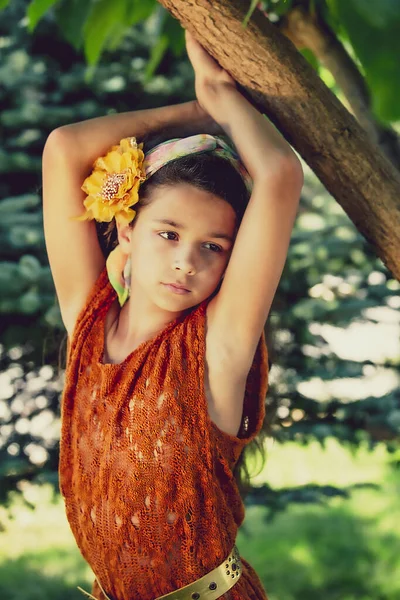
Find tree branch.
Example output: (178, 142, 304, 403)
(157, 0, 400, 281)
(279, 5, 400, 171)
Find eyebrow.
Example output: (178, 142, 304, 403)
(152, 219, 234, 243)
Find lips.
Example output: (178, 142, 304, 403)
(163, 283, 191, 293)
(168, 283, 189, 292)
(167, 283, 189, 292)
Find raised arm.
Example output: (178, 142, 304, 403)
(42, 100, 219, 336)
(186, 31, 304, 372)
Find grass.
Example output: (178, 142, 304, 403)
(1, 438, 399, 600)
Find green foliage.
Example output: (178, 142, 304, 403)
(22, 0, 183, 75)
(144, 4, 185, 80)
(53, 0, 92, 51)
(83, 0, 129, 65)
(5, 0, 400, 121)
(329, 0, 400, 121)
(242, 0, 260, 28)
(27, 0, 59, 32)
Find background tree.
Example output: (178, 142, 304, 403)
(0, 0, 399, 512)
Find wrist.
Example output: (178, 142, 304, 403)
(196, 82, 239, 126)
(169, 100, 224, 138)
(193, 99, 226, 135)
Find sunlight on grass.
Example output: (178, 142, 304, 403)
(238, 480, 400, 600)
(0, 440, 399, 600)
(289, 543, 315, 569)
(248, 437, 391, 487)
(0, 486, 78, 559)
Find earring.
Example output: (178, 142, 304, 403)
(123, 255, 132, 292)
(106, 245, 131, 307)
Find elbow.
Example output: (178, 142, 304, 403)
(278, 156, 304, 202)
(43, 127, 73, 160)
(42, 128, 75, 209)
(257, 147, 303, 179)
(258, 154, 304, 198)
(42, 127, 77, 185)
(285, 154, 304, 194)
(277, 151, 303, 185)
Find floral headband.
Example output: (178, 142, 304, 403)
(75, 133, 253, 305)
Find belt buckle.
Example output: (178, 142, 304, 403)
(156, 544, 242, 600)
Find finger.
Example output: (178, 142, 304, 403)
(185, 30, 198, 61)
(185, 30, 198, 45)
(185, 30, 208, 56)
(186, 35, 218, 68)
(185, 29, 198, 52)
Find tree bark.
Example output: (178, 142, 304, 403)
(279, 6, 400, 171)
(157, 0, 400, 281)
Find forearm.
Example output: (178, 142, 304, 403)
(48, 100, 221, 171)
(202, 84, 300, 180)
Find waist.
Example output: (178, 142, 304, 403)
(81, 544, 242, 600)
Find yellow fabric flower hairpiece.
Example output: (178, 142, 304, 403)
(75, 137, 146, 226)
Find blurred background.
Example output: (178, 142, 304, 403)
(0, 0, 399, 599)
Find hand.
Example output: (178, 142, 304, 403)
(185, 30, 237, 115)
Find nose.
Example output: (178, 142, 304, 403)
(173, 245, 197, 276)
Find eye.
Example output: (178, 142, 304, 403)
(204, 243, 223, 253)
(159, 231, 178, 241)
(158, 232, 222, 253)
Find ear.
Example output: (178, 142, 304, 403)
(116, 220, 133, 254)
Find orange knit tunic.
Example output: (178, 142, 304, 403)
(59, 267, 269, 600)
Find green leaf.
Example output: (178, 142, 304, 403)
(300, 48, 320, 72)
(162, 13, 185, 56)
(126, 0, 155, 26)
(83, 0, 128, 65)
(242, 0, 259, 29)
(107, 22, 130, 52)
(144, 33, 169, 81)
(0, 0, 11, 10)
(54, 0, 92, 51)
(273, 0, 294, 18)
(27, 0, 60, 32)
(352, 0, 400, 29)
(323, 0, 346, 34)
(84, 63, 97, 85)
(334, 0, 400, 121)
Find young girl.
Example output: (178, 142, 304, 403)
(43, 30, 303, 600)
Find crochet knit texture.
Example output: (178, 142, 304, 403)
(59, 268, 269, 600)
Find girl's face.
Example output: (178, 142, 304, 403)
(119, 183, 237, 312)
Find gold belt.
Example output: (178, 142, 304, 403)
(78, 545, 242, 600)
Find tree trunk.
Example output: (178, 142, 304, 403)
(157, 0, 400, 281)
(279, 6, 400, 172)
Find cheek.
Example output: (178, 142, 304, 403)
(205, 257, 229, 285)
(136, 234, 163, 259)
(130, 237, 157, 273)
(216, 251, 231, 270)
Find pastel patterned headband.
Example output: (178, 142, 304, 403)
(74, 133, 253, 306)
(144, 134, 253, 195)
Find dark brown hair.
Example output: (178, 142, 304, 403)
(97, 129, 250, 256)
